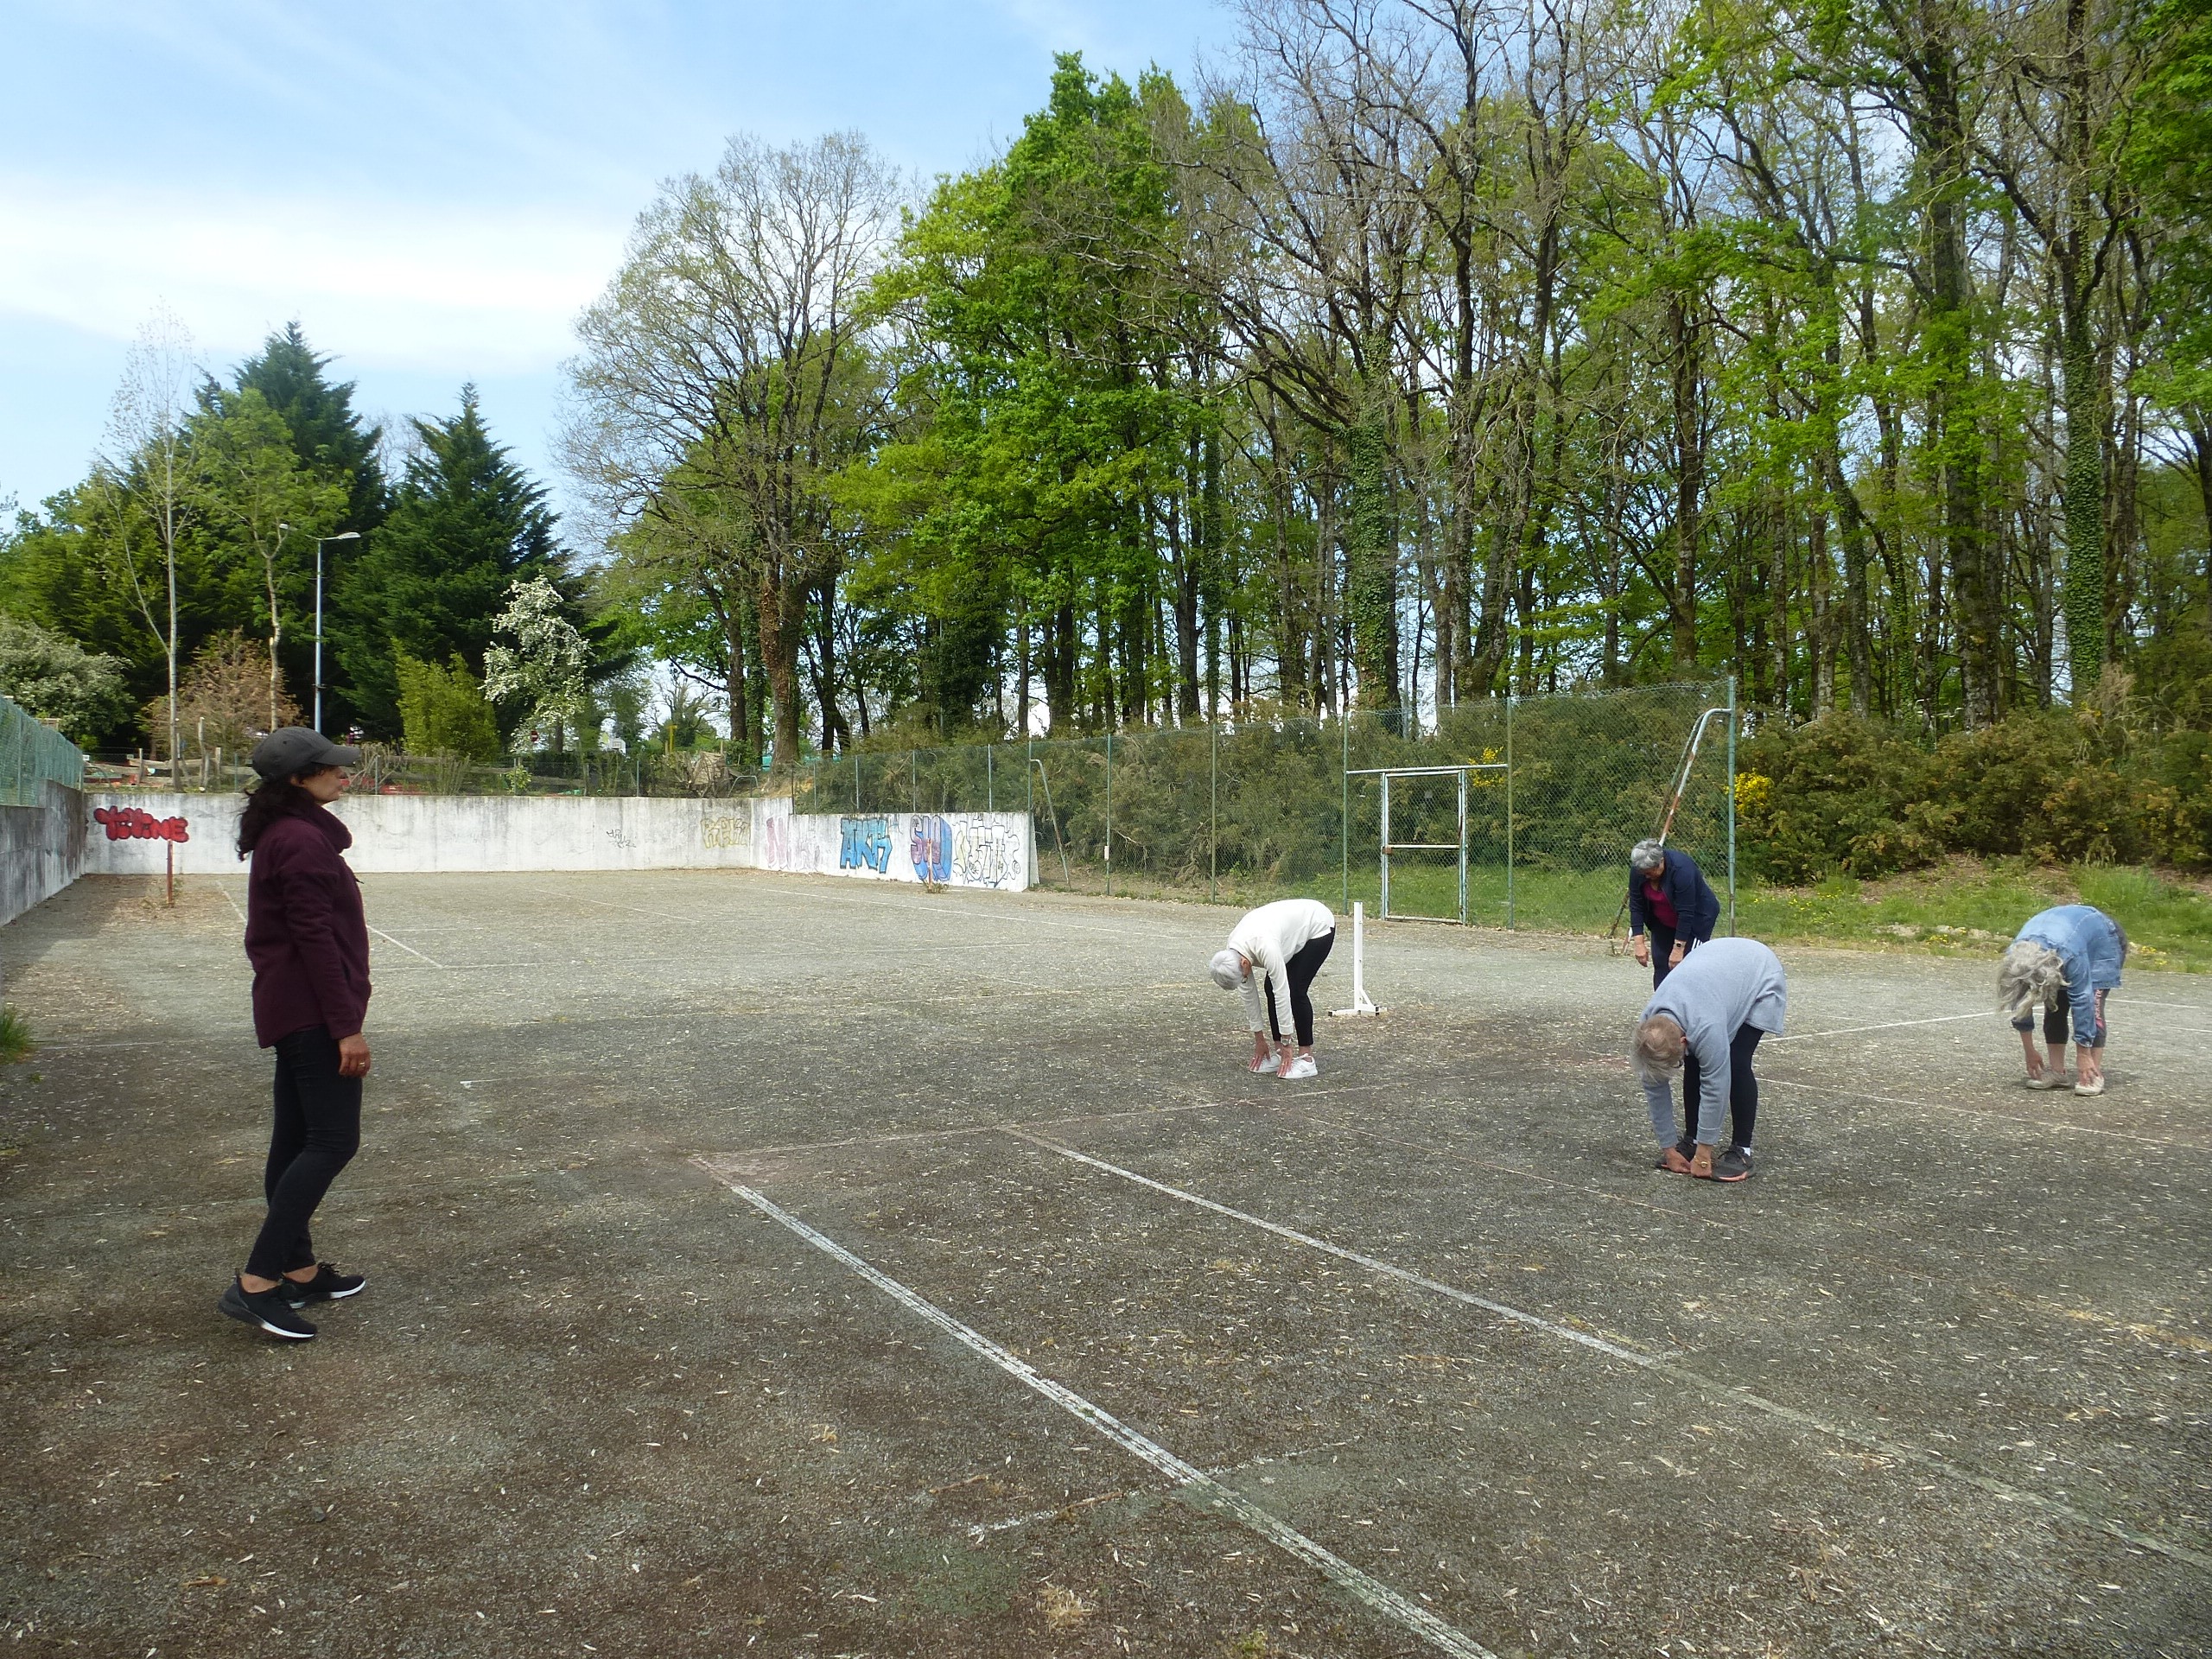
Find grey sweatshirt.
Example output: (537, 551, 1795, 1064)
(1638, 938, 1788, 1145)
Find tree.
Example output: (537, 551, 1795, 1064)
(92, 309, 201, 768)
(232, 322, 387, 531)
(332, 387, 569, 735)
(567, 130, 903, 772)
(484, 576, 592, 752)
(145, 629, 300, 761)
(190, 387, 346, 731)
(392, 649, 502, 760)
(0, 613, 132, 744)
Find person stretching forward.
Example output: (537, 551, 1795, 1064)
(1211, 899, 1337, 1079)
(1632, 937, 1787, 1182)
(2000, 904, 2126, 1096)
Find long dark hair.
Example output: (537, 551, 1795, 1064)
(237, 774, 324, 858)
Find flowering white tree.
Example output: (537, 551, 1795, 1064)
(483, 577, 589, 752)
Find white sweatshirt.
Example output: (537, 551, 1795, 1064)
(1227, 899, 1338, 1034)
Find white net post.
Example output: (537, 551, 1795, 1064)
(1332, 901, 1381, 1017)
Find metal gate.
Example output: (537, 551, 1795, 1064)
(1346, 762, 1506, 924)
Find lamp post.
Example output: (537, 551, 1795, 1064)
(310, 531, 359, 732)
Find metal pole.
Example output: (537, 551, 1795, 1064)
(1027, 735, 1035, 887)
(854, 748, 861, 812)
(987, 742, 995, 812)
(1379, 771, 1391, 920)
(1209, 720, 1218, 905)
(1339, 711, 1350, 916)
(1457, 766, 1469, 924)
(911, 747, 918, 813)
(1504, 694, 1516, 931)
(1726, 676, 1738, 935)
(313, 540, 324, 733)
(1104, 729, 1114, 898)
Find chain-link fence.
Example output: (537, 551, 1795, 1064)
(788, 680, 1738, 933)
(0, 694, 86, 806)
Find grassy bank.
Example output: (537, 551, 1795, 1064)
(1068, 855, 2212, 973)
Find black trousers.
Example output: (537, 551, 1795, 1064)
(245, 1026, 362, 1281)
(1262, 931, 1335, 1046)
(1675, 1023, 1762, 1152)
(2018, 995, 2107, 1050)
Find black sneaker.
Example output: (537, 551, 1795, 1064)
(1713, 1146, 1753, 1183)
(279, 1264, 365, 1307)
(219, 1278, 318, 1340)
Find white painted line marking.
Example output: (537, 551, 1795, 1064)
(1005, 1130, 1665, 1365)
(219, 883, 246, 925)
(367, 925, 444, 969)
(704, 1170, 1499, 1659)
(1763, 1077, 2209, 1151)
(1768, 1010, 1994, 1042)
(1008, 1132, 2212, 1575)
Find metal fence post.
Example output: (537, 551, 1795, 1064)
(1209, 720, 1218, 905)
(1027, 735, 1035, 887)
(987, 742, 995, 812)
(1726, 675, 1738, 935)
(854, 749, 861, 813)
(1338, 711, 1350, 916)
(1105, 729, 1115, 898)
(1504, 694, 1516, 930)
(911, 747, 918, 813)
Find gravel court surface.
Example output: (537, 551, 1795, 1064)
(1, 869, 2208, 1656)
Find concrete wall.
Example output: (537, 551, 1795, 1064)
(79, 791, 1034, 891)
(0, 781, 86, 929)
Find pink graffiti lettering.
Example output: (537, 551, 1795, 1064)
(93, 805, 191, 843)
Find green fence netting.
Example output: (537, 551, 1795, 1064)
(0, 693, 86, 807)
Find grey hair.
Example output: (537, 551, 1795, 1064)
(1630, 838, 1668, 874)
(1997, 939, 2068, 1021)
(1632, 1014, 1686, 1085)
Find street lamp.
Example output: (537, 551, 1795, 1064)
(309, 531, 359, 732)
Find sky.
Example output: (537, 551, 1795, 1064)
(0, 0, 1241, 530)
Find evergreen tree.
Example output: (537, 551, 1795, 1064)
(232, 322, 386, 529)
(330, 387, 568, 736)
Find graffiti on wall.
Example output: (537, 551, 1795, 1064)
(839, 815, 892, 874)
(93, 805, 190, 843)
(701, 814, 749, 850)
(909, 815, 953, 883)
(952, 818, 1023, 889)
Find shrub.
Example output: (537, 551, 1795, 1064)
(393, 650, 502, 761)
(1736, 714, 1948, 881)
(1932, 714, 2145, 863)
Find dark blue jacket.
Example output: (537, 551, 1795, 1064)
(1627, 848, 1719, 944)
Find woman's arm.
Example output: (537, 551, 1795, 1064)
(277, 851, 368, 1040)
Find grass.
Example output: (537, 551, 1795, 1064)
(1058, 851, 2212, 974)
(0, 1006, 32, 1064)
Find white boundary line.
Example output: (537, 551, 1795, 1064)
(367, 925, 444, 969)
(1001, 1128, 1664, 1367)
(1767, 1010, 1993, 1042)
(1003, 1130, 2212, 1576)
(1761, 1077, 2211, 1151)
(704, 1169, 1498, 1659)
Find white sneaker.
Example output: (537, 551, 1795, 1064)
(2074, 1073, 2106, 1096)
(1249, 1052, 1280, 1074)
(1281, 1055, 1318, 1081)
(2024, 1071, 2068, 1090)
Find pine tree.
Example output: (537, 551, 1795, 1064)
(232, 322, 385, 530)
(330, 387, 568, 736)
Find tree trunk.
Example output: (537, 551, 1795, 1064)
(758, 563, 804, 776)
(725, 582, 753, 766)
(1669, 294, 1704, 673)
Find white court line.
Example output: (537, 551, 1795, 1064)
(218, 883, 246, 925)
(1768, 1010, 1993, 1043)
(707, 1171, 1498, 1659)
(1762, 1077, 2211, 1151)
(1005, 1131, 2212, 1575)
(367, 925, 444, 969)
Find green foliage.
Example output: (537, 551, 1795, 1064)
(483, 576, 592, 752)
(0, 613, 132, 744)
(332, 387, 568, 735)
(232, 322, 386, 530)
(0, 1006, 31, 1065)
(393, 650, 502, 761)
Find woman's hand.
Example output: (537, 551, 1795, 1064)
(1630, 937, 1649, 967)
(338, 1033, 372, 1077)
(1669, 941, 1687, 966)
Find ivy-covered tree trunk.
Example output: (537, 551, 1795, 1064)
(1344, 409, 1398, 712)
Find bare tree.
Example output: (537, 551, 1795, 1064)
(92, 308, 200, 767)
(565, 131, 903, 773)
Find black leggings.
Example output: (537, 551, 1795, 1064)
(1262, 931, 1335, 1046)
(1675, 1023, 1762, 1152)
(245, 1026, 362, 1281)
(2023, 995, 2107, 1050)
(1648, 921, 1681, 991)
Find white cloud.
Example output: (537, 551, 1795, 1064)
(0, 174, 626, 373)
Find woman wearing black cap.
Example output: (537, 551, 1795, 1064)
(218, 728, 372, 1341)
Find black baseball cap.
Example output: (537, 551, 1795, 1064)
(249, 727, 363, 781)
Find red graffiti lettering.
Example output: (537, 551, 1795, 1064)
(92, 806, 190, 843)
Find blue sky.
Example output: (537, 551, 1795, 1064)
(0, 0, 1239, 527)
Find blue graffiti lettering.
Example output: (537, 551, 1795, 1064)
(909, 815, 953, 882)
(839, 815, 893, 873)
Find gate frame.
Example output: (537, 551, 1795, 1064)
(1344, 762, 1507, 925)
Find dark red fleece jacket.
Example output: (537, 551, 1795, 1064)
(244, 804, 371, 1046)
